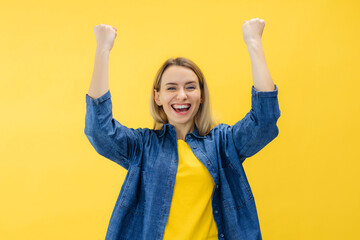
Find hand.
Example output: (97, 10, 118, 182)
(93, 24, 118, 52)
(242, 18, 265, 46)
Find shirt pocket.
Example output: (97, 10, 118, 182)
(119, 165, 147, 215)
(219, 165, 254, 210)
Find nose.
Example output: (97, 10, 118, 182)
(176, 88, 187, 100)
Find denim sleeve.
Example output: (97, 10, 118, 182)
(230, 84, 281, 162)
(84, 90, 142, 170)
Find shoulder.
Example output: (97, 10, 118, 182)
(134, 127, 166, 139)
(210, 123, 231, 133)
(202, 123, 232, 140)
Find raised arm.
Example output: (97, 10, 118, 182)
(85, 24, 142, 170)
(88, 24, 117, 99)
(242, 18, 275, 92)
(229, 18, 280, 163)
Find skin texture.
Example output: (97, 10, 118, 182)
(88, 24, 117, 99)
(154, 65, 203, 140)
(242, 18, 275, 92)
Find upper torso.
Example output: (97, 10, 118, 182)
(84, 84, 281, 239)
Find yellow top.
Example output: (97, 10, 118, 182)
(163, 139, 218, 240)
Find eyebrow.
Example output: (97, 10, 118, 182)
(165, 81, 197, 86)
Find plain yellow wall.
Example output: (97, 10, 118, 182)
(1, 0, 359, 239)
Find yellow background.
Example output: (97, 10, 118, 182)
(1, 0, 359, 239)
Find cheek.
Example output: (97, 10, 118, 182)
(163, 94, 175, 102)
(191, 93, 202, 103)
(160, 96, 172, 109)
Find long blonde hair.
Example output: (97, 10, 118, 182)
(149, 57, 217, 136)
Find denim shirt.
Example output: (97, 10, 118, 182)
(84, 85, 280, 240)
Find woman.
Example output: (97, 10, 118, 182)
(85, 18, 280, 240)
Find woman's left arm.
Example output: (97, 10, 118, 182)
(242, 18, 275, 92)
(226, 18, 280, 163)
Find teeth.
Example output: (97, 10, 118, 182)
(172, 104, 190, 109)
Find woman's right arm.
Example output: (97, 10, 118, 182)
(85, 25, 142, 170)
(87, 48, 110, 99)
(87, 24, 117, 99)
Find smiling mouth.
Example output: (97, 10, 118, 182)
(171, 105, 191, 114)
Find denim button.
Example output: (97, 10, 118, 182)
(220, 233, 224, 238)
(207, 161, 211, 165)
(215, 210, 218, 214)
(193, 145, 197, 149)
(216, 184, 219, 188)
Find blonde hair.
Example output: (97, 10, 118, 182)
(149, 57, 217, 136)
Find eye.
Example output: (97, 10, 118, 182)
(167, 87, 176, 90)
(187, 86, 195, 89)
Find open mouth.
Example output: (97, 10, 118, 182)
(171, 104, 191, 114)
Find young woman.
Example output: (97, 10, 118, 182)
(85, 18, 280, 240)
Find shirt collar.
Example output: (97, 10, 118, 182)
(159, 123, 206, 139)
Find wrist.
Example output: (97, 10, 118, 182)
(96, 46, 110, 55)
(246, 40, 264, 57)
(246, 39, 262, 49)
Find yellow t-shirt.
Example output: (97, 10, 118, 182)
(163, 139, 218, 240)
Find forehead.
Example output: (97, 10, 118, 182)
(161, 65, 199, 85)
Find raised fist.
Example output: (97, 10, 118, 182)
(242, 18, 265, 45)
(93, 24, 118, 52)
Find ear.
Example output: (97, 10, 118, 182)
(154, 90, 162, 106)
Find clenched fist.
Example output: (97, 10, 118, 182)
(242, 18, 265, 46)
(94, 24, 118, 52)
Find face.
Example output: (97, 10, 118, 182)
(154, 65, 202, 131)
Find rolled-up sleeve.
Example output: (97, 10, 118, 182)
(84, 90, 142, 170)
(230, 84, 281, 161)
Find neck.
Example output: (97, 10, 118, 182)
(173, 123, 195, 141)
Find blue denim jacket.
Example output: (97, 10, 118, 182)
(84, 85, 280, 240)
